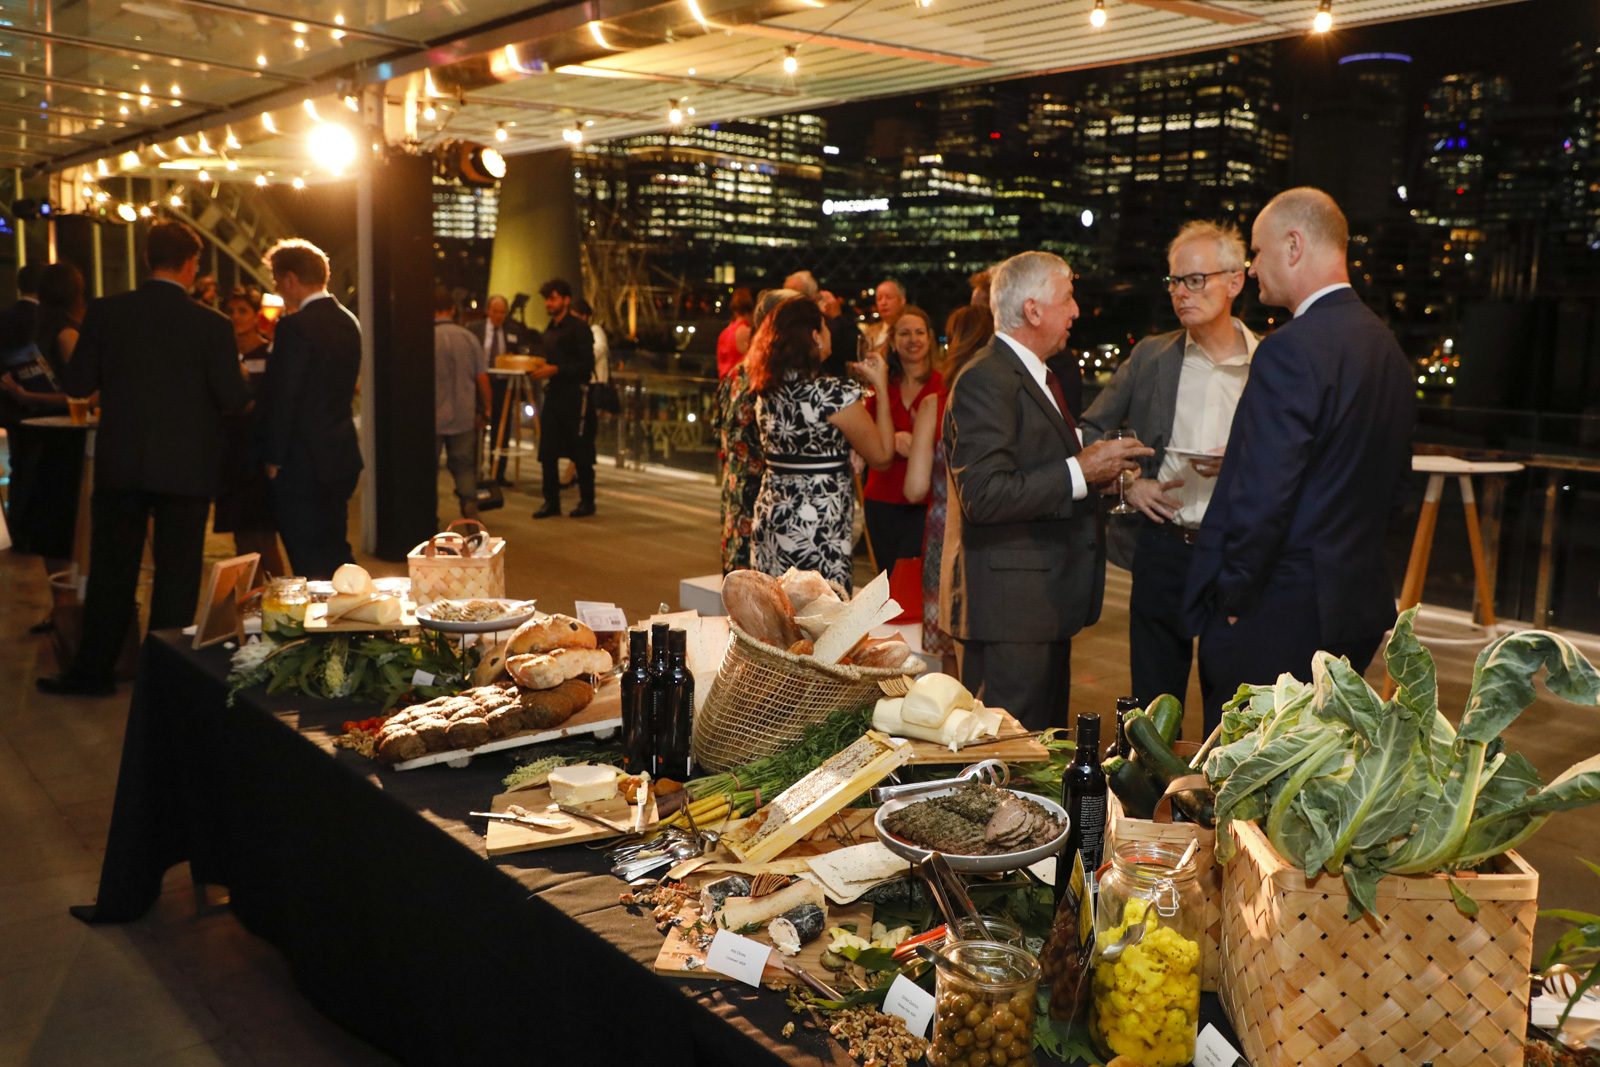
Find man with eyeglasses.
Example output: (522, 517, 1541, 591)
(1082, 220, 1257, 723)
(1183, 188, 1415, 734)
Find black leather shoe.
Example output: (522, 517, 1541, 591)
(570, 503, 596, 518)
(36, 676, 115, 697)
(532, 504, 561, 519)
(28, 619, 56, 635)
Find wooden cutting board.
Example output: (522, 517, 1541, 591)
(303, 600, 420, 632)
(902, 709, 1049, 765)
(483, 782, 657, 855)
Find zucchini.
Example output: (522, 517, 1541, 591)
(1146, 693, 1184, 745)
(1103, 756, 1161, 820)
(1125, 713, 1216, 827)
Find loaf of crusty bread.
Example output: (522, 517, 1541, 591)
(473, 638, 513, 687)
(853, 637, 916, 671)
(519, 678, 596, 730)
(507, 647, 614, 690)
(507, 613, 596, 656)
(779, 567, 839, 614)
(722, 570, 801, 649)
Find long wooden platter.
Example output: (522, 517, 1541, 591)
(901, 708, 1049, 765)
(483, 782, 657, 856)
(303, 600, 420, 632)
(390, 679, 622, 771)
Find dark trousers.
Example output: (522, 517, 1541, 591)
(271, 472, 357, 580)
(958, 637, 1072, 732)
(863, 499, 926, 580)
(542, 457, 593, 510)
(1129, 524, 1197, 721)
(487, 378, 510, 482)
(72, 488, 209, 684)
(1197, 581, 1383, 736)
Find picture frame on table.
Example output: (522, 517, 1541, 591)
(192, 553, 261, 649)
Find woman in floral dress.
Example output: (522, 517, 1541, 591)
(748, 296, 896, 592)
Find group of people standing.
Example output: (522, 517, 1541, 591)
(719, 185, 1416, 739)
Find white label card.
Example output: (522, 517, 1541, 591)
(704, 928, 772, 987)
(881, 974, 936, 1038)
(411, 669, 436, 687)
(574, 601, 629, 632)
(1194, 1023, 1247, 1067)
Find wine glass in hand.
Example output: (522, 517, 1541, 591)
(1108, 430, 1139, 515)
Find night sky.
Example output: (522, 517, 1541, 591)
(812, 0, 1600, 155)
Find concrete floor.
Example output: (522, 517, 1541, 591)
(2, 461, 1597, 1065)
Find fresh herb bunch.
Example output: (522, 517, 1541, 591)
(1207, 607, 1600, 918)
(685, 705, 875, 802)
(227, 631, 478, 710)
(1007, 728, 1076, 800)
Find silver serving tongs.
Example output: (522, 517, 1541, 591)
(917, 852, 993, 941)
(871, 759, 1009, 804)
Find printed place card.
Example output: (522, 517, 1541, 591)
(411, 669, 436, 687)
(881, 974, 936, 1038)
(574, 601, 629, 632)
(1194, 1023, 1247, 1067)
(704, 928, 772, 987)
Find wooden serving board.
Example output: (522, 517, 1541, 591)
(483, 782, 657, 855)
(654, 875, 873, 986)
(390, 679, 622, 771)
(303, 600, 420, 632)
(902, 709, 1049, 765)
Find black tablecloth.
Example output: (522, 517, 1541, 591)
(76, 632, 1239, 1067)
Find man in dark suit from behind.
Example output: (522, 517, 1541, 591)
(260, 239, 363, 579)
(0, 263, 41, 352)
(470, 293, 537, 487)
(38, 221, 250, 696)
(1184, 188, 1416, 732)
(941, 251, 1151, 730)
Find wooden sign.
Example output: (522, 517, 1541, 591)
(192, 553, 260, 649)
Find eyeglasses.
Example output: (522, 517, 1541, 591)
(1163, 269, 1242, 292)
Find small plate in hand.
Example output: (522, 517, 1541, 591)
(1165, 446, 1224, 462)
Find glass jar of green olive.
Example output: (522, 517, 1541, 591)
(927, 940, 1039, 1067)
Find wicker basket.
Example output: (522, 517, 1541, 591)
(407, 521, 506, 607)
(691, 621, 914, 771)
(1220, 819, 1538, 1067)
(1105, 789, 1222, 992)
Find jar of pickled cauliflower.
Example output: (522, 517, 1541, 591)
(1089, 840, 1203, 1067)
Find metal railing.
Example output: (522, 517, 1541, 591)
(601, 369, 722, 475)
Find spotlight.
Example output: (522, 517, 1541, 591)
(783, 46, 798, 74)
(668, 99, 683, 125)
(308, 123, 357, 173)
(10, 198, 55, 219)
(116, 202, 138, 222)
(1090, 0, 1106, 27)
(435, 140, 506, 187)
(1312, 0, 1331, 32)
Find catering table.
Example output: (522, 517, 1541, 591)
(75, 632, 1242, 1067)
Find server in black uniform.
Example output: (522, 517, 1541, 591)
(259, 239, 363, 578)
(38, 221, 250, 696)
(529, 279, 595, 518)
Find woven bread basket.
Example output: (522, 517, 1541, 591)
(1220, 818, 1538, 1067)
(691, 621, 916, 771)
(407, 520, 506, 607)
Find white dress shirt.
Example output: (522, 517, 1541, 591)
(1156, 319, 1258, 527)
(994, 331, 1087, 500)
(1294, 282, 1352, 319)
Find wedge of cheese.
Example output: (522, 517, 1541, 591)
(900, 673, 974, 728)
(327, 593, 403, 626)
(548, 765, 618, 806)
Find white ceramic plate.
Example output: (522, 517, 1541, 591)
(1165, 446, 1223, 461)
(874, 785, 1071, 873)
(415, 599, 538, 634)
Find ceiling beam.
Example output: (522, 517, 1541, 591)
(1118, 0, 1262, 26)
(726, 22, 992, 67)
(0, 69, 214, 107)
(130, 0, 423, 49)
(0, 99, 158, 131)
(0, 24, 312, 82)
(555, 63, 800, 96)
(467, 94, 654, 121)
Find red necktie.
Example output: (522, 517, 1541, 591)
(1044, 369, 1078, 434)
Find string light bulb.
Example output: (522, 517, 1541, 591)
(226, 128, 241, 150)
(292, 177, 306, 190)
(668, 99, 683, 125)
(782, 46, 798, 74)
(169, 193, 183, 207)
(197, 169, 210, 182)
(225, 159, 239, 171)
(344, 95, 360, 112)
(116, 203, 138, 222)
(262, 112, 278, 134)
(255, 174, 268, 187)
(563, 123, 584, 144)
(1090, 0, 1106, 27)
(303, 99, 320, 122)
(138, 205, 152, 218)
(1312, 0, 1332, 32)
(423, 103, 437, 121)
(495, 122, 508, 142)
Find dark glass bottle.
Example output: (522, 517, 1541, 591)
(620, 629, 652, 775)
(1057, 713, 1107, 907)
(656, 628, 695, 781)
(1103, 697, 1138, 762)
(646, 622, 672, 778)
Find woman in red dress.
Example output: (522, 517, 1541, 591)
(861, 305, 942, 580)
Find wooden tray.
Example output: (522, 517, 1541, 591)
(390, 679, 621, 770)
(483, 782, 657, 856)
(902, 709, 1048, 765)
(303, 600, 419, 632)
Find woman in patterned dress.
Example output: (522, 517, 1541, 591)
(748, 296, 896, 592)
(903, 304, 994, 675)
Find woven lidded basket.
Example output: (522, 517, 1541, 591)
(407, 520, 506, 607)
(1220, 818, 1538, 1067)
(691, 621, 913, 771)
(1105, 789, 1223, 992)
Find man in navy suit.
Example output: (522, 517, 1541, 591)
(1184, 188, 1415, 732)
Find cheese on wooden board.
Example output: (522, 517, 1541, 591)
(872, 697, 998, 750)
(327, 594, 403, 625)
(715, 877, 826, 931)
(900, 673, 974, 728)
(548, 765, 618, 805)
(331, 563, 376, 596)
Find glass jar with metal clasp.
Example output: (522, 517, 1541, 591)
(260, 576, 308, 639)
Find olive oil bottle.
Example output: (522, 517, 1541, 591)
(657, 628, 694, 781)
(1058, 713, 1107, 907)
(620, 628, 652, 775)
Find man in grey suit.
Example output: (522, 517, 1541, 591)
(470, 294, 538, 487)
(1082, 221, 1257, 717)
(941, 251, 1151, 730)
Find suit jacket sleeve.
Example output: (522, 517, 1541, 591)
(945, 365, 1075, 527)
(204, 314, 251, 416)
(1212, 335, 1320, 617)
(261, 315, 311, 467)
(62, 301, 106, 396)
(549, 320, 593, 385)
(1080, 340, 1149, 445)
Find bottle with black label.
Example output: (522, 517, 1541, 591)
(656, 628, 695, 781)
(1057, 713, 1107, 908)
(1103, 697, 1138, 763)
(620, 629, 652, 775)
(646, 622, 672, 778)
